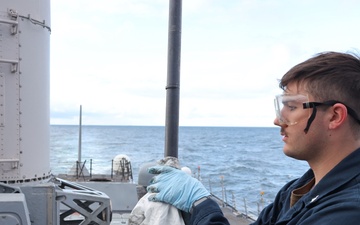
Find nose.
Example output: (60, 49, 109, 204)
(274, 117, 286, 128)
(273, 117, 280, 126)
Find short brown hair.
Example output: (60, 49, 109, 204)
(280, 51, 360, 134)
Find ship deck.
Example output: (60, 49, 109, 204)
(57, 173, 255, 225)
(109, 208, 253, 225)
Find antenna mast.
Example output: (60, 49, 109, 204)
(164, 0, 182, 158)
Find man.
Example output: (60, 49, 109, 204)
(147, 51, 360, 224)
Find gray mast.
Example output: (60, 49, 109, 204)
(78, 105, 82, 165)
(164, 0, 182, 158)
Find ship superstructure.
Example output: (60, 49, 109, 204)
(0, 1, 111, 224)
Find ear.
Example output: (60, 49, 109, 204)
(328, 103, 348, 129)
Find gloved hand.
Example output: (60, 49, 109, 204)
(146, 165, 210, 212)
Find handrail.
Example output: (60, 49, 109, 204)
(0, 18, 18, 25)
(0, 12, 51, 34)
(18, 14, 51, 32)
(0, 58, 19, 64)
(0, 158, 20, 162)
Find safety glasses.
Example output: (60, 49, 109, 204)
(275, 94, 360, 133)
(274, 94, 310, 126)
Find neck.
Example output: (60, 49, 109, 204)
(309, 139, 360, 185)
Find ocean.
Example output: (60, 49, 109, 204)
(50, 125, 309, 216)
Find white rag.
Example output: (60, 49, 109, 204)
(128, 193, 185, 225)
(128, 157, 186, 225)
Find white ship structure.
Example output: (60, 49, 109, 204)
(0, 1, 254, 224)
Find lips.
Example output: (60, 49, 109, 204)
(282, 136, 288, 142)
(280, 130, 288, 141)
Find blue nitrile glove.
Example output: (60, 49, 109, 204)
(146, 165, 210, 212)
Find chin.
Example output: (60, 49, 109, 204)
(283, 147, 297, 159)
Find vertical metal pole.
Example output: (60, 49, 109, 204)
(78, 105, 82, 164)
(111, 159, 114, 179)
(164, 0, 182, 158)
(90, 159, 92, 178)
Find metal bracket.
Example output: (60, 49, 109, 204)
(8, 9, 18, 20)
(8, 9, 18, 34)
(0, 9, 19, 34)
(0, 59, 19, 73)
(0, 18, 18, 35)
(0, 158, 20, 169)
(54, 177, 112, 225)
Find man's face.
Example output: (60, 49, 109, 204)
(273, 83, 327, 161)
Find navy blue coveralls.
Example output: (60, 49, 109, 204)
(190, 148, 360, 225)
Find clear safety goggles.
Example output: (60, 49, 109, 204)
(275, 94, 360, 133)
(274, 94, 311, 126)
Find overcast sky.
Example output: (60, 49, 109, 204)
(50, 0, 360, 127)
